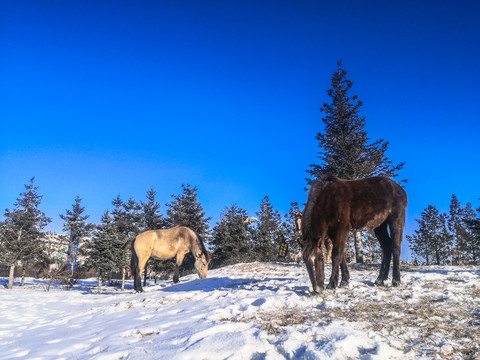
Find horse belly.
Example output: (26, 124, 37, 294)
(350, 204, 390, 230)
(151, 243, 177, 260)
(362, 210, 390, 229)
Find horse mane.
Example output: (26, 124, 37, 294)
(194, 232, 211, 262)
(302, 180, 321, 245)
(324, 175, 338, 182)
(302, 176, 338, 246)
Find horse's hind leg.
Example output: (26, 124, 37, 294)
(339, 254, 350, 287)
(135, 255, 149, 292)
(390, 214, 405, 287)
(374, 222, 391, 286)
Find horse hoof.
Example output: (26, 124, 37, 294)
(392, 279, 401, 287)
(326, 283, 337, 290)
(374, 279, 385, 287)
(339, 280, 349, 288)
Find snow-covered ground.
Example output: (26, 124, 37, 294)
(1, 262, 479, 359)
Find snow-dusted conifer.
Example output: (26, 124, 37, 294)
(0, 177, 51, 289)
(60, 196, 93, 274)
(211, 204, 251, 267)
(251, 196, 283, 262)
(306, 61, 406, 263)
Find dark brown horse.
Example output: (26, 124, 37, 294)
(301, 176, 407, 293)
(295, 214, 333, 263)
(131, 226, 211, 292)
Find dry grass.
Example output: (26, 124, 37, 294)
(217, 263, 480, 359)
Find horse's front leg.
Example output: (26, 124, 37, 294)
(327, 229, 348, 290)
(313, 243, 325, 293)
(302, 241, 324, 294)
(173, 252, 186, 283)
(173, 265, 180, 283)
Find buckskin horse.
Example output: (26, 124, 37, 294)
(301, 176, 407, 294)
(131, 226, 211, 292)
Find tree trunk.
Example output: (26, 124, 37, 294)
(354, 231, 364, 263)
(97, 276, 102, 293)
(8, 264, 15, 289)
(21, 266, 26, 286)
(121, 268, 125, 291)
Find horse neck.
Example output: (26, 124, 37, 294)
(189, 233, 203, 259)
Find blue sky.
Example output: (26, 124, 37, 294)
(1, 1, 479, 260)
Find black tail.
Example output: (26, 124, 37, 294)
(130, 239, 142, 292)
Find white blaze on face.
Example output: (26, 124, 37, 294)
(295, 216, 302, 234)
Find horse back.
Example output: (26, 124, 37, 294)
(135, 228, 182, 260)
(312, 176, 407, 231)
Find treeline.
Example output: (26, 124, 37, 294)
(407, 194, 480, 265)
(0, 178, 303, 290)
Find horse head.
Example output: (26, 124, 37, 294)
(194, 251, 211, 279)
(295, 214, 304, 247)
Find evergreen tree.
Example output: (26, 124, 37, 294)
(166, 184, 211, 236)
(407, 205, 452, 265)
(111, 196, 141, 290)
(139, 187, 166, 283)
(461, 202, 479, 264)
(251, 196, 283, 262)
(59, 196, 93, 275)
(465, 202, 480, 265)
(280, 202, 302, 260)
(140, 187, 165, 231)
(0, 178, 51, 289)
(86, 211, 118, 292)
(166, 184, 211, 276)
(447, 195, 478, 265)
(448, 194, 465, 264)
(210, 204, 251, 267)
(306, 60, 405, 263)
(363, 230, 382, 263)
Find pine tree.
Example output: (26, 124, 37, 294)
(447, 195, 478, 265)
(166, 184, 211, 235)
(306, 60, 405, 263)
(86, 211, 118, 292)
(140, 187, 165, 231)
(280, 202, 302, 261)
(408, 205, 452, 265)
(210, 204, 251, 267)
(465, 202, 480, 265)
(59, 196, 93, 275)
(251, 196, 283, 262)
(139, 187, 166, 283)
(461, 202, 479, 264)
(111, 196, 141, 290)
(166, 184, 211, 276)
(363, 230, 382, 263)
(0, 178, 51, 289)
